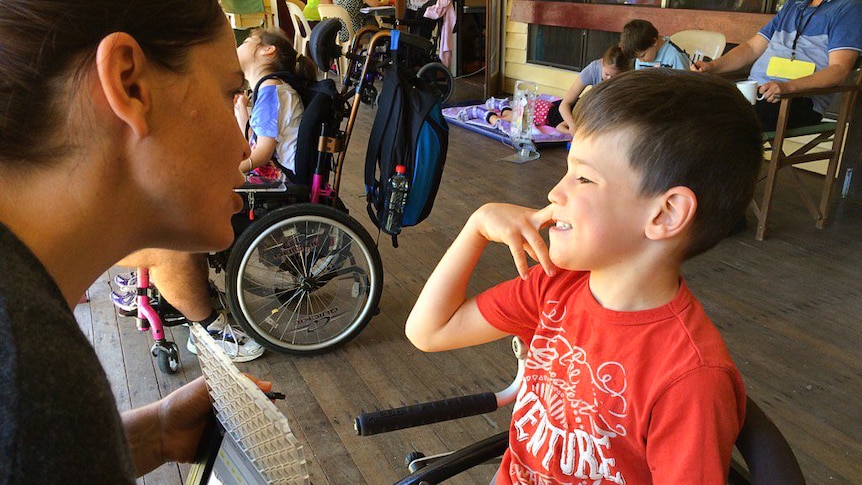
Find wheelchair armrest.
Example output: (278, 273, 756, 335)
(388, 28, 436, 53)
(394, 431, 509, 485)
(236, 180, 287, 191)
(355, 392, 499, 436)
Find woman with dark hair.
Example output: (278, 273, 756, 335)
(0, 0, 251, 481)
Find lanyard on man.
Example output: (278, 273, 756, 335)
(791, 0, 822, 61)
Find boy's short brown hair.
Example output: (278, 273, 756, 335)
(572, 69, 762, 259)
(620, 19, 659, 57)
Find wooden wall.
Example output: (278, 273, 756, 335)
(503, 0, 580, 96)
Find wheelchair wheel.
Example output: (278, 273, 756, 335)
(226, 203, 383, 354)
(154, 342, 180, 374)
(417, 62, 454, 103)
(360, 83, 378, 106)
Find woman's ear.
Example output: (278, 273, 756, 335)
(95, 32, 150, 138)
(645, 186, 697, 241)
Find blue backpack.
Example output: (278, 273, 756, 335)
(365, 33, 449, 247)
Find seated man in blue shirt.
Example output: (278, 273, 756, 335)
(620, 19, 691, 71)
(692, 0, 862, 131)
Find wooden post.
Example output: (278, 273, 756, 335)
(396, 0, 405, 25)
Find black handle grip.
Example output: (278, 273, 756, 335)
(354, 392, 498, 436)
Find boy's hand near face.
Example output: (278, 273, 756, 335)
(468, 203, 556, 279)
(406, 203, 556, 352)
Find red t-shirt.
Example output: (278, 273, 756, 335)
(476, 268, 745, 484)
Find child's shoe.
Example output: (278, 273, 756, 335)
(187, 313, 265, 363)
(110, 288, 158, 316)
(485, 96, 510, 111)
(113, 271, 137, 290)
(457, 105, 490, 121)
(110, 288, 138, 313)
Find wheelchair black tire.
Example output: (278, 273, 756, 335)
(417, 62, 454, 103)
(225, 203, 383, 354)
(156, 342, 181, 374)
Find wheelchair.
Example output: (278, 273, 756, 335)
(129, 20, 449, 372)
(355, 338, 807, 484)
(347, 16, 455, 106)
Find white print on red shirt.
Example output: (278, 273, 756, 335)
(508, 300, 628, 484)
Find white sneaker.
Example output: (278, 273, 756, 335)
(186, 313, 265, 363)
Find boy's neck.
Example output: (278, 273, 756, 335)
(654, 36, 665, 51)
(587, 260, 682, 312)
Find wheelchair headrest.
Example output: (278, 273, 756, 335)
(309, 18, 343, 74)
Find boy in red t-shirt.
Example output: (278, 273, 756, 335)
(405, 70, 762, 484)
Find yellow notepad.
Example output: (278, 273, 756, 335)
(766, 56, 816, 79)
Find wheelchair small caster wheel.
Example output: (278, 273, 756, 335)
(360, 85, 378, 106)
(406, 451, 426, 471)
(154, 342, 180, 374)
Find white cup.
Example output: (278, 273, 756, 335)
(735, 80, 765, 105)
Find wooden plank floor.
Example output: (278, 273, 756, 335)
(75, 80, 861, 484)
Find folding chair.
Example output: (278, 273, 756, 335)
(670, 29, 726, 63)
(753, 59, 862, 240)
(285, 0, 312, 56)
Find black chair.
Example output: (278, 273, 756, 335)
(729, 397, 806, 485)
(393, 397, 805, 484)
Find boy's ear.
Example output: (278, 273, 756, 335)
(645, 186, 697, 241)
(95, 32, 150, 138)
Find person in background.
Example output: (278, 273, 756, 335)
(620, 19, 691, 70)
(0, 0, 250, 481)
(691, 0, 862, 131)
(303, 0, 332, 25)
(332, 0, 392, 42)
(234, 27, 318, 181)
(555, 44, 633, 134)
(457, 45, 631, 138)
(405, 70, 761, 484)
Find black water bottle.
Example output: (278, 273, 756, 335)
(383, 165, 409, 235)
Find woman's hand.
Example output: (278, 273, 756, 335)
(157, 376, 213, 464)
(123, 376, 213, 476)
(467, 203, 556, 279)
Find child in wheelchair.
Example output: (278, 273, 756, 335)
(405, 70, 761, 483)
(235, 27, 318, 185)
